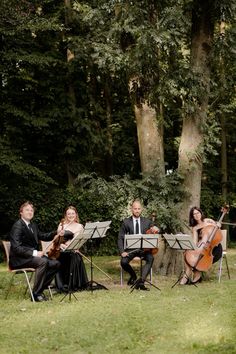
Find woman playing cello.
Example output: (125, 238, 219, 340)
(179, 207, 223, 285)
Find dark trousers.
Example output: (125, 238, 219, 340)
(120, 250, 154, 281)
(14, 256, 60, 295)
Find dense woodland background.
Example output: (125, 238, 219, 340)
(1, 0, 236, 262)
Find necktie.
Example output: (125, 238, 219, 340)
(28, 223, 34, 233)
(135, 220, 139, 234)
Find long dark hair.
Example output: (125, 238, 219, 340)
(189, 206, 204, 227)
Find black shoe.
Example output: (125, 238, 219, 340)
(179, 275, 190, 285)
(136, 283, 150, 291)
(41, 293, 49, 301)
(32, 294, 46, 302)
(134, 279, 150, 291)
(127, 275, 137, 285)
(191, 276, 202, 285)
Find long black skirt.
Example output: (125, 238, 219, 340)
(55, 252, 88, 292)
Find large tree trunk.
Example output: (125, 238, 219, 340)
(178, 0, 215, 227)
(154, 0, 216, 275)
(219, 21, 228, 200)
(221, 114, 228, 200)
(103, 78, 113, 176)
(65, 0, 76, 186)
(134, 101, 165, 175)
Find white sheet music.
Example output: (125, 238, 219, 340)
(125, 234, 159, 249)
(84, 221, 111, 238)
(163, 233, 196, 250)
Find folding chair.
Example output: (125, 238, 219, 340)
(218, 230, 230, 282)
(2, 241, 53, 301)
(2, 241, 36, 302)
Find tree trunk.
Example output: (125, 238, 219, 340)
(219, 21, 228, 200)
(103, 79, 113, 176)
(178, 0, 215, 227)
(134, 100, 165, 175)
(221, 114, 228, 200)
(154, 0, 215, 275)
(65, 0, 76, 186)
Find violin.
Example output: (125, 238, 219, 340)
(184, 205, 229, 272)
(47, 224, 65, 260)
(144, 225, 159, 255)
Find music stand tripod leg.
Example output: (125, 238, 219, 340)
(86, 238, 108, 292)
(60, 252, 78, 302)
(171, 270, 197, 288)
(130, 257, 161, 293)
(171, 270, 188, 288)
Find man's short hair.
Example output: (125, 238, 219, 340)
(19, 201, 35, 214)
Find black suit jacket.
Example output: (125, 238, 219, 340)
(9, 219, 56, 269)
(118, 216, 152, 254)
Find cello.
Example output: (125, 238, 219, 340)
(184, 205, 229, 272)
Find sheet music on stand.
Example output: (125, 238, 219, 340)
(163, 233, 197, 288)
(83, 220, 111, 292)
(125, 234, 159, 250)
(124, 234, 160, 292)
(63, 231, 91, 252)
(84, 221, 111, 239)
(163, 233, 197, 251)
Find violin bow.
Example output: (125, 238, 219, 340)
(75, 249, 113, 281)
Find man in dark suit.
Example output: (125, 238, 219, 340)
(9, 201, 61, 302)
(118, 200, 154, 290)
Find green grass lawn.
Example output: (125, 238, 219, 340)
(0, 251, 236, 354)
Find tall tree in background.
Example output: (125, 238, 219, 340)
(178, 0, 216, 226)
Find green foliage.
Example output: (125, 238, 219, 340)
(66, 172, 185, 255)
(1, 0, 236, 261)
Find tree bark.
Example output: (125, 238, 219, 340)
(178, 0, 215, 227)
(134, 100, 165, 175)
(219, 21, 228, 200)
(154, 0, 216, 275)
(64, 0, 76, 186)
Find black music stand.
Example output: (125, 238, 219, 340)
(83, 221, 111, 293)
(162, 233, 197, 288)
(60, 233, 89, 302)
(124, 234, 161, 292)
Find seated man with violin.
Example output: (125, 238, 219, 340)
(9, 201, 61, 302)
(118, 199, 159, 291)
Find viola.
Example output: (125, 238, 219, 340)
(47, 223, 65, 260)
(184, 205, 229, 272)
(144, 225, 159, 255)
(47, 233, 64, 259)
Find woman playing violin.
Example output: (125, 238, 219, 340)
(55, 206, 88, 292)
(179, 206, 223, 285)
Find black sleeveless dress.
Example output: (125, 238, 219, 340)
(55, 251, 88, 292)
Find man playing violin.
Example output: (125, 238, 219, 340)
(9, 201, 61, 301)
(118, 199, 159, 291)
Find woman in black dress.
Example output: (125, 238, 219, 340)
(55, 206, 88, 292)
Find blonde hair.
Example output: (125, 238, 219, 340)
(61, 205, 80, 224)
